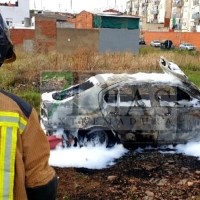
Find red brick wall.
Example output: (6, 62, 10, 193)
(67, 18, 76, 23)
(36, 18, 57, 39)
(144, 31, 200, 49)
(75, 11, 93, 29)
(10, 29, 34, 45)
(34, 15, 57, 53)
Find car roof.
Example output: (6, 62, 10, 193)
(161, 39, 172, 43)
(181, 43, 192, 45)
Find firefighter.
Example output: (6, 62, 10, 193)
(0, 14, 58, 199)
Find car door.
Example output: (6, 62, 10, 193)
(151, 84, 178, 144)
(173, 86, 200, 143)
(151, 84, 200, 144)
(100, 83, 157, 144)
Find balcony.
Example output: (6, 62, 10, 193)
(174, 23, 182, 30)
(173, 0, 184, 7)
(193, 0, 200, 6)
(172, 7, 182, 15)
(142, 2, 148, 7)
(153, 0, 160, 5)
(175, 13, 183, 18)
(142, 10, 147, 16)
(142, 7, 147, 14)
(190, 25, 197, 32)
(192, 12, 200, 19)
(172, 12, 182, 18)
(134, 3, 139, 8)
(151, 19, 158, 23)
(143, 6, 147, 11)
(152, 9, 159, 14)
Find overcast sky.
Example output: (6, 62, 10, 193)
(28, 0, 127, 13)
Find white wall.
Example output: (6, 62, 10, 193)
(157, 0, 166, 23)
(0, 0, 30, 27)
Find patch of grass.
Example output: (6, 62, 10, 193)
(41, 71, 73, 89)
(185, 71, 200, 87)
(75, 173, 89, 180)
(18, 91, 41, 113)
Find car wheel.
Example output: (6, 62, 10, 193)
(85, 128, 109, 147)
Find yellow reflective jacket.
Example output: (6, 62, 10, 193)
(0, 90, 56, 200)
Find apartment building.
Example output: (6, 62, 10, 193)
(171, 0, 200, 32)
(126, 0, 172, 30)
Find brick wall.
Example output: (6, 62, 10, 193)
(34, 15, 57, 53)
(57, 28, 99, 55)
(75, 11, 93, 29)
(144, 31, 200, 49)
(10, 29, 34, 45)
(10, 15, 200, 53)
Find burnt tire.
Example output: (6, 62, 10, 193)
(85, 128, 109, 147)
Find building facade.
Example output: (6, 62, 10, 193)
(126, 0, 172, 30)
(0, 0, 30, 27)
(126, 0, 200, 32)
(171, 0, 200, 32)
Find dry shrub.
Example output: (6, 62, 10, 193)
(2, 47, 200, 93)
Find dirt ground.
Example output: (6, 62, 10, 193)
(54, 149, 200, 200)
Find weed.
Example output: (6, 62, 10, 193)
(128, 191, 137, 200)
(170, 190, 178, 196)
(62, 195, 70, 200)
(18, 91, 41, 113)
(75, 173, 89, 180)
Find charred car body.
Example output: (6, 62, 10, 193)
(40, 56, 200, 148)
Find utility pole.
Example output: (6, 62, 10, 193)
(34, 0, 36, 9)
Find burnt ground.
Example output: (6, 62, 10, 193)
(54, 149, 200, 200)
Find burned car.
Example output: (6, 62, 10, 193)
(40, 56, 200, 149)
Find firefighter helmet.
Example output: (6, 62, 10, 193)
(0, 14, 16, 66)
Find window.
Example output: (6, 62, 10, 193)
(104, 88, 119, 104)
(104, 84, 151, 107)
(153, 85, 191, 107)
(104, 84, 151, 108)
(6, 18, 13, 27)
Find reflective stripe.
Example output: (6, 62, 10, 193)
(0, 112, 27, 200)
